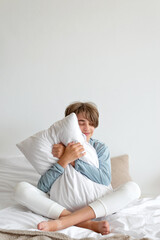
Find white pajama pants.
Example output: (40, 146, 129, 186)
(14, 181, 141, 219)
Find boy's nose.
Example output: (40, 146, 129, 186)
(84, 124, 89, 130)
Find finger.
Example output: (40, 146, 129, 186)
(53, 146, 62, 153)
(74, 142, 82, 146)
(77, 145, 85, 152)
(55, 149, 61, 153)
(68, 142, 77, 147)
(80, 151, 86, 157)
(54, 143, 63, 148)
(53, 144, 59, 147)
(52, 149, 59, 155)
(72, 143, 83, 149)
(52, 147, 58, 151)
(70, 142, 80, 146)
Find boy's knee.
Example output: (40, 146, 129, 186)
(14, 181, 34, 203)
(121, 181, 141, 200)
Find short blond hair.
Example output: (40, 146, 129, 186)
(65, 102, 99, 128)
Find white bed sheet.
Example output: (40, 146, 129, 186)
(0, 196, 160, 239)
(0, 156, 160, 240)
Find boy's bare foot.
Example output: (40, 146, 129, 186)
(37, 219, 61, 231)
(37, 219, 110, 235)
(90, 220, 110, 235)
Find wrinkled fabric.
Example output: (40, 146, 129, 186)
(0, 196, 159, 239)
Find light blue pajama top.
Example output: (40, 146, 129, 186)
(37, 138, 111, 193)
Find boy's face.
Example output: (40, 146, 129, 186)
(76, 112, 95, 142)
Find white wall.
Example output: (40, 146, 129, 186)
(0, 0, 160, 197)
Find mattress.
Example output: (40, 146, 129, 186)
(0, 156, 160, 240)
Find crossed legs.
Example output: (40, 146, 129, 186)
(14, 181, 141, 234)
(37, 181, 141, 233)
(38, 206, 110, 235)
(14, 182, 110, 234)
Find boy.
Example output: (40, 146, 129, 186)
(37, 102, 112, 234)
(15, 102, 141, 235)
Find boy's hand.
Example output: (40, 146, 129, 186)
(52, 143, 65, 159)
(58, 142, 86, 168)
(70, 161, 75, 167)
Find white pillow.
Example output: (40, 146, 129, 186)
(50, 163, 113, 212)
(17, 113, 96, 175)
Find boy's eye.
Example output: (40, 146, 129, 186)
(79, 122, 84, 126)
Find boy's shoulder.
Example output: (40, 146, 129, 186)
(90, 138, 108, 151)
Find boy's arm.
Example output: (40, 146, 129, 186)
(74, 143, 111, 186)
(37, 142, 86, 193)
(37, 163, 64, 193)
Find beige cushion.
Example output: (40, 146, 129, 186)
(111, 154, 132, 189)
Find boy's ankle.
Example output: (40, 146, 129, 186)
(59, 209, 71, 217)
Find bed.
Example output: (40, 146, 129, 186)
(0, 154, 159, 240)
